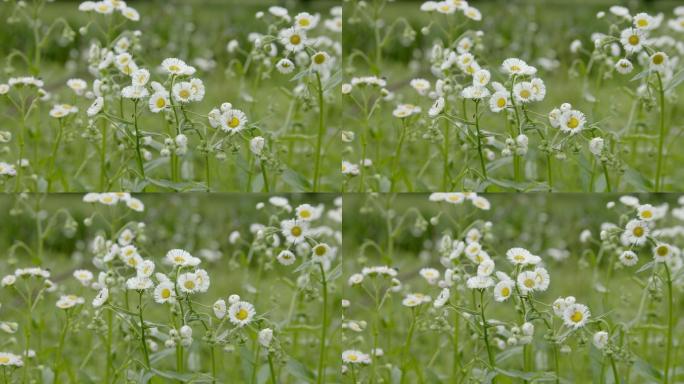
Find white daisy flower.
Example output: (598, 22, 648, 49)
(213, 299, 227, 319)
(593, 331, 609, 349)
(649, 52, 668, 72)
(619, 250, 639, 266)
(220, 109, 248, 134)
(620, 28, 645, 54)
(559, 110, 586, 135)
(73, 270, 93, 286)
(466, 275, 494, 289)
(517, 271, 538, 293)
(228, 301, 256, 327)
(280, 27, 307, 52)
(494, 280, 514, 302)
(563, 303, 590, 329)
(149, 92, 170, 113)
(624, 219, 649, 245)
(281, 219, 308, 244)
(92, 287, 109, 308)
(178, 272, 200, 294)
(276, 58, 295, 74)
(154, 282, 176, 304)
(419, 268, 441, 284)
(653, 243, 673, 262)
(294, 12, 319, 30)
(162, 58, 188, 75)
(615, 59, 633, 74)
(126, 276, 153, 291)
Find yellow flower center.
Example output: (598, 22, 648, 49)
(567, 117, 579, 129)
(633, 226, 644, 237)
(657, 246, 668, 256)
(524, 278, 535, 288)
(628, 35, 639, 46)
(501, 287, 510, 297)
(520, 89, 531, 99)
(179, 89, 190, 99)
(184, 280, 195, 289)
(0, 357, 9, 364)
(497, 98, 506, 108)
(236, 308, 249, 320)
(637, 19, 648, 27)
(511, 65, 520, 72)
(300, 210, 311, 218)
(314, 54, 326, 65)
(169, 65, 180, 72)
(299, 18, 310, 27)
(315, 245, 326, 256)
(653, 54, 664, 65)
(161, 289, 171, 299)
(641, 210, 652, 219)
(570, 310, 583, 323)
(156, 98, 166, 108)
(290, 35, 301, 45)
(228, 116, 240, 128)
(291, 226, 302, 237)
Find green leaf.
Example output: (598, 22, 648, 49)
(636, 260, 655, 274)
(494, 367, 559, 382)
(633, 357, 663, 381)
(281, 169, 311, 191)
(150, 369, 214, 382)
(665, 69, 684, 91)
(285, 359, 315, 382)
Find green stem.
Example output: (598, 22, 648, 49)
(442, 117, 450, 190)
(210, 345, 216, 384)
(399, 309, 417, 384)
(474, 101, 487, 181)
(316, 263, 328, 384)
(663, 264, 673, 384)
(48, 118, 64, 192)
(480, 290, 496, 381)
(106, 308, 113, 384)
(54, 313, 70, 384)
(205, 151, 211, 192)
(250, 343, 261, 384)
(452, 306, 460, 383)
(391, 120, 408, 192)
(312, 72, 325, 192)
(546, 154, 553, 191)
(133, 100, 145, 180)
(602, 162, 611, 192)
(654, 72, 666, 192)
(267, 352, 277, 384)
(138, 292, 151, 369)
(610, 356, 620, 384)
(260, 160, 270, 192)
(100, 119, 108, 190)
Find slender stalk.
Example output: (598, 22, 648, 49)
(474, 101, 487, 180)
(100, 119, 108, 190)
(316, 262, 328, 384)
(351, 364, 357, 384)
(443, 116, 450, 190)
(390, 119, 408, 192)
(260, 160, 270, 192)
(48, 118, 64, 192)
(133, 100, 145, 180)
(452, 306, 460, 383)
(138, 292, 151, 369)
(610, 356, 620, 384)
(54, 313, 70, 384)
(312, 72, 325, 192)
(663, 264, 673, 384)
(250, 343, 261, 384)
(479, 290, 496, 381)
(205, 151, 211, 191)
(399, 309, 417, 384)
(602, 163, 611, 192)
(210, 345, 216, 384)
(654, 72, 666, 192)
(546, 154, 553, 190)
(267, 352, 277, 384)
(553, 344, 560, 384)
(106, 308, 113, 384)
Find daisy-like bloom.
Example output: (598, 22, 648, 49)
(296, 203, 319, 221)
(624, 219, 649, 245)
(429, 97, 445, 117)
(131, 68, 150, 87)
(633, 12, 655, 30)
(393, 104, 423, 119)
(637, 204, 655, 221)
(220, 109, 248, 134)
(276, 58, 295, 74)
(166, 249, 200, 267)
(466, 275, 494, 289)
(649, 52, 668, 72)
(49, 104, 78, 118)
(137, 260, 155, 277)
(517, 271, 538, 293)
(410, 78, 431, 95)
(73, 269, 93, 286)
(513, 82, 534, 104)
(67, 79, 87, 95)
(533, 267, 550, 291)
(56, 294, 85, 309)
(2, 275, 17, 287)
(494, 280, 514, 302)
(281, 219, 308, 244)
(189, 78, 205, 102)
(434, 288, 450, 308)
(213, 299, 227, 319)
(473, 69, 490, 87)
(121, 6, 140, 21)
(258, 328, 274, 348)
(178, 272, 200, 294)
(471, 196, 491, 210)
(619, 250, 639, 266)
(87, 96, 104, 117)
(294, 12, 319, 30)
(502, 58, 529, 76)
(435, 2, 456, 14)
(612, 58, 633, 74)
(461, 85, 490, 100)
(477, 259, 495, 276)
(153, 281, 176, 304)
(311, 51, 332, 73)
(589, 137, 604, 156)
(563, 303, 590, 329)
(93, 1, 114, 14)
(0, 84, 9, 94)
(506, 247, 534, 265)
(348, 273, 364, 285)
(172, 82, 193, 104)
(276, 250, 297, 265)
(342, 350, 371, 365)
(126, 197, 144, 212)
(0, 162, 17, 177)
(312, 243, 331, 261)
(121, 85, 148, 99)
(0, 352, 23, 367)
(280, 27, 307, 52)
(593, 331, 609, 349)
(342, 161, 360, 176)
(402, 293, 431, 307)
(444, 192, 466, 204)
(126, 276, 153, 291)
(250, 136, 265, 155)
(92, 287, 109, 308)
(228, 301, 256, 327)
(488, 91, 509, 113)
(653, 243, 673, 262)
(162, 58, 188, 76)
(620, 29, 645, 54)
(148, 92, 170, 113)
(559, 109, 586, 135)
(530, 78, 546, 101)
(419, 268, 440, 285)
(464, 6, 482, 21)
